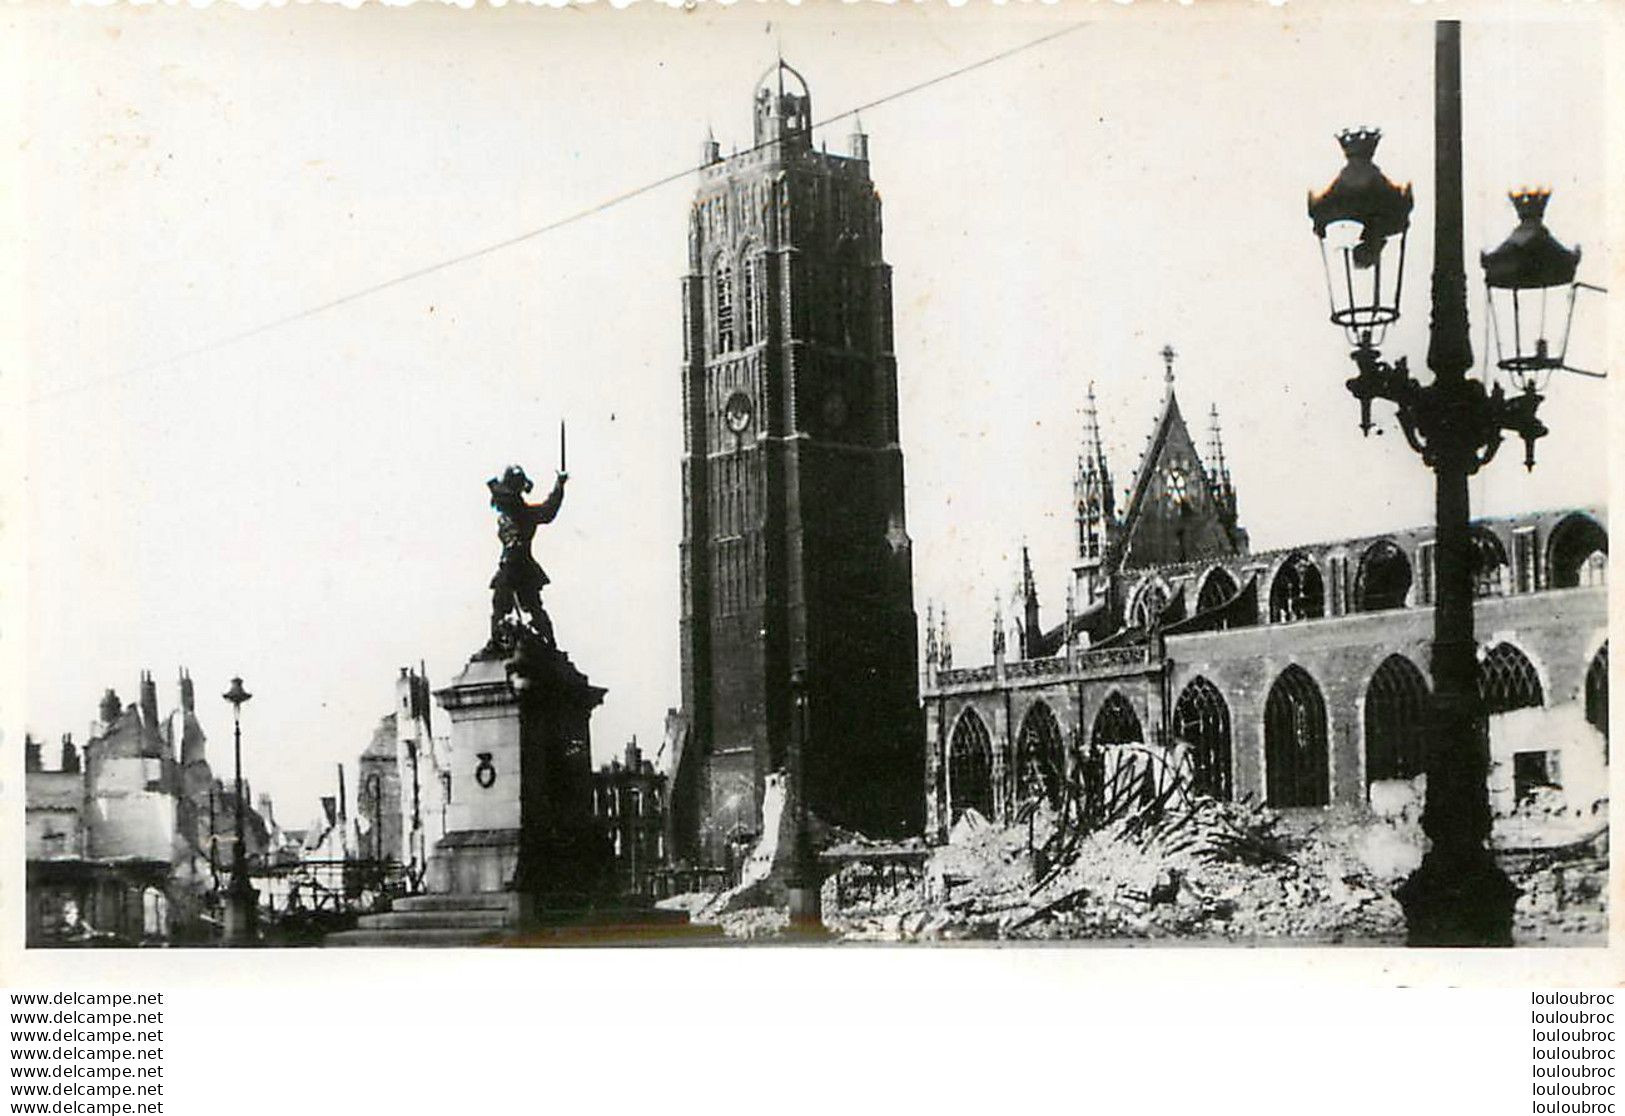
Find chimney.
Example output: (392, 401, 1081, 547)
(139, 671, 163, 755)
(139, 671, 159, 727)
(61, 733, 80, 774)
(98, 689, 122, 731)
(178, 668, 194, 713)
(625, 736, 640, 771)
(24, 733, 42, 774)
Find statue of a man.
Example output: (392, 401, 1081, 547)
(484, 464, 568, 653)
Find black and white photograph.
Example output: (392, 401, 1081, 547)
(6, 2, 1616, 964)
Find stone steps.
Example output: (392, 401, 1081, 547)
(324, 926, 506, 948)
(358, 908, 510, 931)
(323, 891, 696, 947)
(325, 892, 520, 947)
(392, 893, 517, 914)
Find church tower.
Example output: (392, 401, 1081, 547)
(675, 63, 921, 862)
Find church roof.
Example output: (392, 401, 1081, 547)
(1113, 356, 1244, 572)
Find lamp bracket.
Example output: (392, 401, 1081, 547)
(1347, 346, 1548, 473)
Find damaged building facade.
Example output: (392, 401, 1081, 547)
(25, 671, 278, 945)
(922, 353, 1608, 839)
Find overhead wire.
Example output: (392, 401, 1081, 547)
(26, 21, 1087, 407)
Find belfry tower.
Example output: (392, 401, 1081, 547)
(674, 63, 921, 863)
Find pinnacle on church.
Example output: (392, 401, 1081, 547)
(1208, 403, 1230, 479)
(1161, 343, 1178, 391)
(991, 591, 1006, 659)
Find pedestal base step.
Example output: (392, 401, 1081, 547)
(325, 892, 520, 948)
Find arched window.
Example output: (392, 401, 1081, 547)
(1354, 540, 1413, 612)
(1132, 583, 1168, 630)
(740, 254, 762, 346)
(1196, 568, 1238, 615)
(1547, 513, 1608, 589)
(1586, 643, 1608, 763)
(1264, 666, 1329, 807)
(947, 710, 994, 823)
(1172, 677, 1232, 799)
(713, 257, 736, 352)
(1364, 655, 1428, 784)
(1473, 528, 1509, 598)
(1015, 702, 1065, 807)
(1479, 642, 1543, 713)
(1091, 692, 1144, 747)
(1269, 553, 1325, 623)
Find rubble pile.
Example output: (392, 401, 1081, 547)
(654, 889, 792, 940)
(1498, 790, 1610, 944)
(824, 796, 1419, 943)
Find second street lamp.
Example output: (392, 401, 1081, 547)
(1303, 20, 1602, 946)
(222, 675, 258, 946)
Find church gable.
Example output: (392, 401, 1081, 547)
(1118, 394, 1240, 571)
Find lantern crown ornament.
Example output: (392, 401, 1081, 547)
(1481, 189, 1580, 291)
(1307, 128, 1414, 254)
(1308, 128, 1415, 349)
(1480, 188, 1603, 388)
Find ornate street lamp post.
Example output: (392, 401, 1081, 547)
(221, 676, 257, 946)
(1306, 21, 1601, 945)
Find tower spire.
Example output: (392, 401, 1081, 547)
(1020, 544, 1040, 658)
(1074, 381, 1117, 608)
(1207, 402, 1239, 531)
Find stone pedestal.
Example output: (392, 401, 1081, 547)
(428, 656, 525, 894)
(428, 642, 609, 925)
(509, 642, 610, 920)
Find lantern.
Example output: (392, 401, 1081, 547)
(1308, 128, 1415, 350)
(1480, 189, 1592, 392)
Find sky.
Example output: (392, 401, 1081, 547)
(6, 3, 1613, 826)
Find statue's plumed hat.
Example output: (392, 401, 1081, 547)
(487, 464, 534, 503)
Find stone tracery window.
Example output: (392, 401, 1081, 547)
(713, 257, 735, 353)
(1264, 665, 1329, 807)
(947, 710, 994, 823)
(1364, 654, 1428, 784)
(1478, 642, 1543, 714)
(1172, 677, 1232, 800)
(1015, 702, 1065, 808)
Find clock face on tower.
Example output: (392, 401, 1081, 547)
(724, 391, 754, 435)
